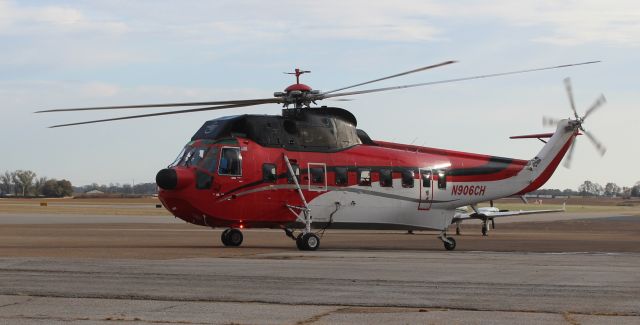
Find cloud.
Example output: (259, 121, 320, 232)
(443, 1, 640, 46)
(0, 0, 127, 35)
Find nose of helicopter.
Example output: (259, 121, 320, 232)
(156, 168, 193, 190)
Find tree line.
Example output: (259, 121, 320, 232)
(73, 182, 158, 195)
(1, 170, 73, 197)
(531, 180, 640, 198)
(2, 169, 638, 198)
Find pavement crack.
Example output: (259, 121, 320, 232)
(563, 312, 581, 325)
(0, 296, 33, 309)
(295, 307, 348, 325)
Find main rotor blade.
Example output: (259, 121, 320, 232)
(48, 102, 269, 128)
(582, 94, 606, 120)
(564, 139, 577, 168)
(321, 61, 601, 99)
(582, 129, 607, 156)
(36, 98, 281, 113)
(322, 60, 457, 95)
(564, 78, 579, 119)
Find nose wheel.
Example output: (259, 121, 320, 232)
(221, 228, 243, 247)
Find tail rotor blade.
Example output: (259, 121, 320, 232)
(564, 78, 580, 119)
(583, 129, 607, 156)
(564, 139, 577, 168)
(543, 116, 561, 127)
(583, 94, 606, 120)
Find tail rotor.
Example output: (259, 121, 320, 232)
(544, 78, 607, 168)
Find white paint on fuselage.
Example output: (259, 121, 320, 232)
(302, 120, 575, 231)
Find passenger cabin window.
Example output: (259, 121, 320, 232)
(437, 170, 447, 189)
(218, 148, 242, 176)
(358, 169, 371, 186)
(335, 167, 348, 186)
(310, 167, 325, 184)
(287, 164, 300, 184)
(402, 170, 415, 188)
(262, 163, 277, 183)
(421, 170, 431, 188)
(379, 169, 392, 187)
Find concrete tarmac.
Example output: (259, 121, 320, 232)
(1, 251, 639, 324)
(1, 210, 640, 324)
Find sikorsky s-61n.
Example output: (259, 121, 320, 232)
(38, 60, 606, 251)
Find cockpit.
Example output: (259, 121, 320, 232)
(166, 140, 243, 190)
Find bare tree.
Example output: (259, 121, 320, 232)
(578, 180, 604, 196)
(13, 170, 37, 197)
(34, 176, 48, 196)
(0, 171, 13, 195)
(604, 182, 621, 197)
(632, 181, 640, 197)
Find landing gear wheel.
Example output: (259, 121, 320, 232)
(221, 228, 243, 247)
(481, 224, 488, 236)
(296, 233, 320, 251)
(220, 229, 231, 246)
(443, 237, 456, 251)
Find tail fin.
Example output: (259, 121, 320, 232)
(517, 120, 577, 194)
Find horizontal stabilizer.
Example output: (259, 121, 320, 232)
(509, 133, 554, 139)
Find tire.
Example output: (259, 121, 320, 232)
(221, 229, 231, 246)
(444, 237, 456, 251)
(226, 229, 243, 247)
(302, 233, 320, 251)
(481, 224, 488, 236)
(296, 234, 306, 250)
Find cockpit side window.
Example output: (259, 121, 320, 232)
(218, 147, 242, 176)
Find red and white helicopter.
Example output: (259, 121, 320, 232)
(38, 60, 606, 251)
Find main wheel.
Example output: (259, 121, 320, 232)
(481, 224, 488, 236)
(295, 234, 305, 250)
(443, 237, 456, 251)
(296, 233, 320, 251)
(220, 228, 231, 246)
(222, 228, 243, 247)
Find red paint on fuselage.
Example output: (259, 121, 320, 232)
(159, 137, 532, 229)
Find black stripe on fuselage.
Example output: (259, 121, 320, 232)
(221, 158, 512, 197)
(447, 156, 513, 176)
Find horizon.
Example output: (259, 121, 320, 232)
(1, 1, 638, 189)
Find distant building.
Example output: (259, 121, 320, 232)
(85, 190, 105, 195)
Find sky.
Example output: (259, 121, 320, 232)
(0, 0, 638, 189)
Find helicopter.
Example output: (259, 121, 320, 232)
(37, 60, 606, 251)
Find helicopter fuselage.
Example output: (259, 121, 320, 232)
(157, 107, 575, 232)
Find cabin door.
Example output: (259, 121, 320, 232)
(418, 169, 433, 210)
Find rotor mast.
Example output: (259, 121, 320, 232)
(275, 68, 318, 109)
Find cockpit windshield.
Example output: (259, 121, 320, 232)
(169, 142, 219, 173)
